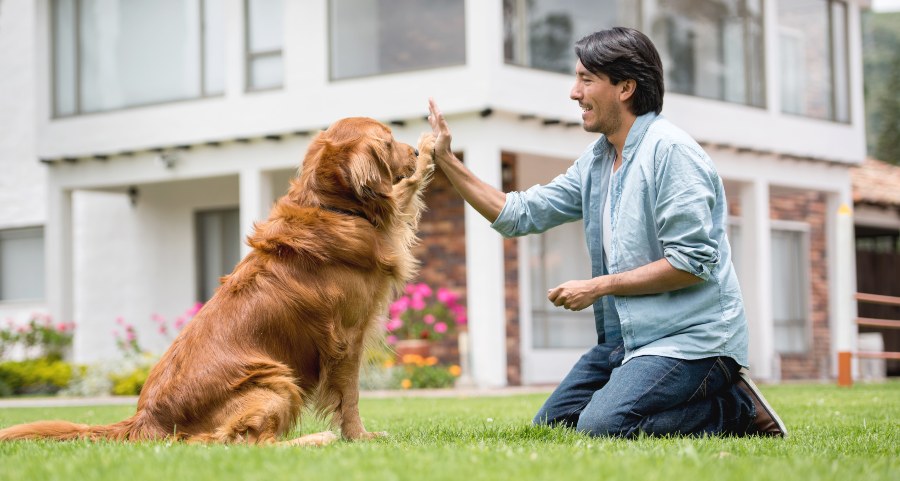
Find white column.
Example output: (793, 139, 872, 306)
(828, 191, 858, 378)
(739, 179, 775, 379)
(463, 140, 508, 388)
(46, 185, 74, 334)
(239, 168, 274, 256)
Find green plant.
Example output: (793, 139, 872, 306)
(109, 364, 152, 396)
(0, 358, 74, 395)
(385, 283, 466, 343)
(1, 315, 75, 361)
(390, 354, 461, 389)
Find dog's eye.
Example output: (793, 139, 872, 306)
(394, 175, 406, 183)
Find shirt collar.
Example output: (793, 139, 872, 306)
(592, 111, 659, 162)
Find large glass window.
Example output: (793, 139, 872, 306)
(0, 228, 45, 302)
(778, 0, 850, 122)
(195, 209, 240, 302)
(529, 221, 595, 349)
(330, 0, 466, 80)
(646, 0, 765, 107)
(52, 0, 225, 116)
(245, 0, 283, 91)
(504, 0, 640, 74)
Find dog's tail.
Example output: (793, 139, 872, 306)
(0, 417, 137, 442)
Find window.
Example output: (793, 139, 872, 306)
(52, 0, 225, 116)
(729, 223, 810, 354)
(778, 0, 850, 122)
(245, 0, 283, 91)
(529, 221, 595, 349)
(504, 0, 639, 74)
(195, 209, 240, 302)
(0, 228, 45, 302)
(646, 0, 765, 107)
(329, 0, 466, 79)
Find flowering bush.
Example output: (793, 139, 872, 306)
(387, 354, 461, 389)
(1, 315, 75, 361)
(112, 302, 202, 358)
(385, 283, 466, 344)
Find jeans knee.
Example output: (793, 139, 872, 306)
(575, 411, 631, 437)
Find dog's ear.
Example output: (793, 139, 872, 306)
(344, 137, 393, 201)
(341, 137, 397, 228)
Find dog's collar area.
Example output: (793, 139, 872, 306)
(320, 205, 376, 226)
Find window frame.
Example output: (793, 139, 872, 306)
(776, 0, 851, 123)
(769, 219, 813, 354)
(50, 0, 224, 118)
(244, 0, 284, 92)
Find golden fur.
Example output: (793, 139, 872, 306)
(0, 118, 435, 446)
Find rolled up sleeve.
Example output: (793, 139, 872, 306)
(654, 144, 720, 281)
(491, 158, 585, 238)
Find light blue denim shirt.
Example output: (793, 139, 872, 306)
(492, 112, 749, 367)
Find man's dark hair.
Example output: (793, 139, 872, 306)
(574, 27, 665, 115)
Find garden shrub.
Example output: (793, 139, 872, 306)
(0, 358, 74, 395)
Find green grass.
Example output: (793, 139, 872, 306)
(0, 382, 898, 481)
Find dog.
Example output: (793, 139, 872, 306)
(0, 118, 435, 446)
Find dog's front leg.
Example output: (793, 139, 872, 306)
(393, 133, 435, 214)
(325, 339, 386, 441)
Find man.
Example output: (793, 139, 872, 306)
(427, 27, 787, 438)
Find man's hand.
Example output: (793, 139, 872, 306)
(427, 98, 454, 163)
(548, 279, 602, 311)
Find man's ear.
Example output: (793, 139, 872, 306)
(619, 79, 637, 102)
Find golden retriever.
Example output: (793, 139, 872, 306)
(0, 117, 435, 446)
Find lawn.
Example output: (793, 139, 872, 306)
(0, 382, 897, 481)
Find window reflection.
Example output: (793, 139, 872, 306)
(330, 0, 466, 80)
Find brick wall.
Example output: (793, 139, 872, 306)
(411, 167, 467, 364)
(502, 153, 522, 385)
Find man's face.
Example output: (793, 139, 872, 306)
(570, 60, 622, 135)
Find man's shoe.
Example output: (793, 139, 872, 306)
(736, 369, 788, 437)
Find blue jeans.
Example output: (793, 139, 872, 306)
(533, 343, 755, 437)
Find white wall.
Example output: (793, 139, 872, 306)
(0, 0, 46, 324)
(72, 176, 239, 362)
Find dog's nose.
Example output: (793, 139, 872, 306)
(414, 148, 419, 156)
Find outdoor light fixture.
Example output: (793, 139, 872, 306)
(157, 151, 178, 169)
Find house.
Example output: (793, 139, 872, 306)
(0, 0, 870, 387)
(851, 157, 900, 375)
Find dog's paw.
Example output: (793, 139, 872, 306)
(417, 132, 436, 163)
(345, 430, 388, 441)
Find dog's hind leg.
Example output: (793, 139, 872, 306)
(206, 365, 308, 444)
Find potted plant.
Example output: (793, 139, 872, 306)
(385, 283, 467, 358)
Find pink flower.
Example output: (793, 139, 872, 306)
(174, 317, 187, 330)
(423, 314, 436, 325)
(158, 326, 168, 335)
(410, 295, 426, 310)
(434, 322, 447, 334)
(187, 302, 204, 317)
(386, 335, 397, 344)
(126, 330, 136, 342)
(437, 288, 458, 305)
(115, 316, 125, 326)
(385, 317, 403, 332)
(55, 322, 68, 332)
(151, 313, 164, 323)
(390, 297, 410, 317)
(416, 284, 433, 297)
(455, 313, 468, 325)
